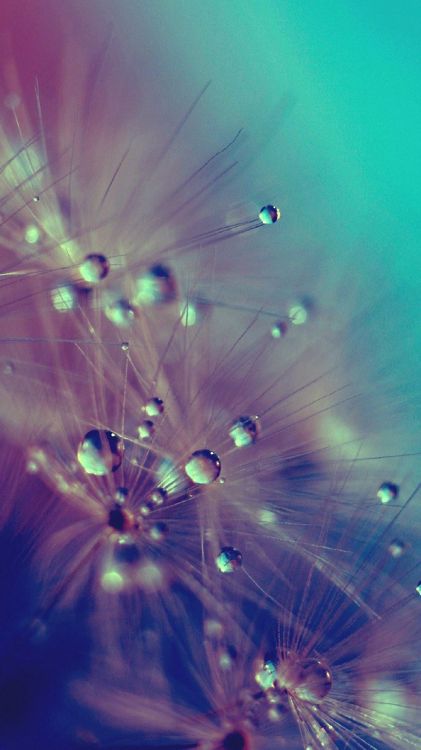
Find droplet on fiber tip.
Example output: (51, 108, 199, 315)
(133, 263, 177, 306)
(377, 481, 399, 504)
(77, 429, 123, 475)
(259, 204, 281, 224)
(144, 397, 164, 417)
(184, 449, 221, 484)
(104, 298, 136, 327)
(79, 254, 110, 284)
(229, 415, 260, 448)
(271, 320, 288, 339)
(215, 546, 243, 573)
(137, 420, 155, 440)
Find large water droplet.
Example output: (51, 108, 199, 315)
(77, 429, 123, 475)
(259, 204, 281, 224)
(184, 449, 221, 484)
(79, 254, 110, 284)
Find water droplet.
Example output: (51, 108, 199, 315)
(104, 298, 136, 327)
(32, 195, 40, 202)
(101, 568, 126, 592)
(184, 449, 221, 484)
(115, 486, 129, 504)
(388, 539, 406, 558)
(229, 416, 260, 448)
(288, 303, 308, 325)
(271, 320, 288, 339)
(51, 284, 76, 312)
(215, 546, 243, 573)
(114, 537, 141, 565)
(179, 299, 203, 327)
(255, 659, 277, 690)
(278, 655, 333, 703)
(377, 481, 399, 504)
(218, 644, 237, 670)
(144, 397, 164, 417)
(24, 224, 40, 244)
(121, 341, 129, 351)
(77, 429, 123, 476)
(149, 521, 168, 541)
(140, 487, 167, 516)
(416, 581, 421, 596)
(259, 204, 281, 224)
(79, 254, 110, 284)
(137, 420, 155, 440)
(2, 361, 15, 375)
(133, 263, 177, 306)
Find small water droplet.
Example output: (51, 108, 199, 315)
(215, 546, 242, 573)
(144, 397, 164, 417)
(377, 481, 399, 504)
(229, 416, 260, 448)
(259, 204, 281, 224)
(79, 254, 110, 284)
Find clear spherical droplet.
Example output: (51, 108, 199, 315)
(134, 263, 177, 306)
(377, 481, 399, 504)
(79, 254, 110, 284)
(104, 298, 136, 327)
(259, 204, 281, 224)
(229, 416, 260, 448)
(137, 420, 155, 440)
(215, 546, 243, 573)
(77, 429, 123, 476)
(184, 449, 221, 484)
(144, 397, 164, 417)
(271, 320, 288, 339)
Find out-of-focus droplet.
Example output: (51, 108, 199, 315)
(215, 546, 243, 573)
(2, 361, 15, 375)
(140, 487, 167, 516)
(51, 284, 76, 312)
(218, 644, 237, 670)
(229, 415, 260, 448)
(77, 429, 123, 476)
(101, 568, 125, 593)
(185, 449, 221, 484)
(32, 195, 40, 202)
(115, 486, 129, 504)
(137, 420, 155, 440)
(144, 397, 164, 417)
(121, 341, 129, 351)
(388, 539, 406, 558)
(271, 320, 288, 339)
(133, 263, 177, 306)
(255, 659, 277, 690)
(24, 224, 40, 244)
(416, 581, 421, 596)
(179, 299, 204, 327)
(259, 204, 281, 224)
(288, 303, 308, 326)
(79, 254, 110, 284)
(377, 481, 399, 504)
(149, 521, 168, 541)
(104, 298, 135, 327)
(114, 536, 141, 565)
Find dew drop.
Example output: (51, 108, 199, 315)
(2, 361, 15, 375)
(140, 487, 167, 516)
(388, 539, 406, 558)
(104, 298, 135, 327)
(121, 341, 129, 351)
(229, 416, 260, 448)
(115, 486, 129, 504)
(51, 284, 76, 312)
(184, 449, 221, 484)
(215, 546, 243, 573)
(288, 303, 308, 326)
(279, 656, 333, 703)
(149, 521, 168, 541)
(271, 320, 288, 339)
(79, 254, 110, 284)
(137, 420, 155, 440)
(77, 429, 123, 476)
(259, 204, 281, 224)
(377, 481, 399, 504)
(144, 397, 164, 417)
(133, 263, 177, 306)
(24, 224, 40, 244)
(416, 581, 421, 596)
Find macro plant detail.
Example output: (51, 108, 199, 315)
(0, 2, 420, 749)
